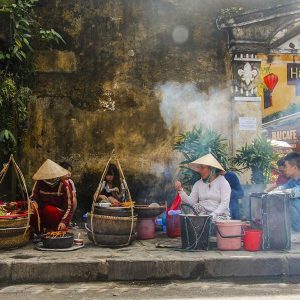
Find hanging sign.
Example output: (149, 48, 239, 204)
(267, 127, 300, 149)
(239, 117, 257, 131)
(271, 129, 298, 142)
(287, 63, 300, 83)
(287, 63, 300, 95)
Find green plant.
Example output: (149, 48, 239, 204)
(0, 71, 35, 160)
(233, 136, 278, 184)
(39, 29, 65, 46)
(0, 0, 65, 71)
(0, 0, 65, 163)
(0, 0, 65, 198)
(174, 126, 236, 187)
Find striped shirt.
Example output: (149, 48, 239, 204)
(30, 179, 73, 225)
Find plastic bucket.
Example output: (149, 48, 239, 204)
(216, 220, 242, 250)
(243, 229, 262, 251)
(167, 215, 181, 238)
(180, 214, 211, 250)
(136, 218, 155, 240)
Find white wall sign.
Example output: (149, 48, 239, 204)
(239, 117, 257, 131)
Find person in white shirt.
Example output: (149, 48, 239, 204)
(175, 153, 231, 221)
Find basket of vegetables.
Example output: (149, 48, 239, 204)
(0, 155, 31, 249)
(0, 203, 29, 228)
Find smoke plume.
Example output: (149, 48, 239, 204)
(156, 81, 231, 132)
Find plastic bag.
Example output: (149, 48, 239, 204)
(167, 193, 181, 218)
(166, 194, 181, 238)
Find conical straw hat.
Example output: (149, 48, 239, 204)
(33, 159, 69, 180)
(188, 153, 225, 172)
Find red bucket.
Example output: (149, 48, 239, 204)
(137, 218, 155, 240)
(243, 229, 262, 251)
(167, 215, 181, 238)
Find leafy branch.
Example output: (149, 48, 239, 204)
(0, 0, 65, 68)
(0, 71, 35, 157)
(0, 0, 65, 163)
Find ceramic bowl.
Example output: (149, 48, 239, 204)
(73, 238, 84, 245)
(97, 202, 111, 208)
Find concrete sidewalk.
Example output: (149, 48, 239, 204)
(1, 228, 300, 284)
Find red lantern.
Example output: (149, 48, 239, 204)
(263, 73, 278, 92)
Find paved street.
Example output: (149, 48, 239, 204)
(2, 278, 300, 299)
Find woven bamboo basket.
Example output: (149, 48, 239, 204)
(0, 217, 28, 229)
(90, 150, 136, 247)
(94, 206, 135, 217)
(86, 229, 135, 247)
(0, 229, 30, 249)
(0, 155, 31, 250)
(0, 226, 28, 238)
(87, 213, 137, 235)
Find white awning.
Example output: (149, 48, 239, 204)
(269, 139, 293, 148)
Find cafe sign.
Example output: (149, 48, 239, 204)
(287, 63, 300, 95)
(269, 128, 300, 149)
(271, 129, 297, 141)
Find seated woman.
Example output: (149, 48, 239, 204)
(175, 153, 231, 221)
(30, 159, 73, 233)
(97, 163, 125, 206)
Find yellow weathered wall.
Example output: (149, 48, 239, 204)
(21, 0, 282, 211)
(258, 54, 300, 118)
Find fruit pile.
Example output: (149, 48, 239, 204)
(121, 200, 135, 208)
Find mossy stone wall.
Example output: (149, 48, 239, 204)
(22, 0, 283, 212)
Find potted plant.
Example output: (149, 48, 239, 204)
(233, 136, 278, 184)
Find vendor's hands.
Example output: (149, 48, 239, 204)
(268, 186, 287, 194)
(268, 190, 278, 194)
(29, 201, 38, 214)
(110, 187, 119, 193)
(97, 195, 108, 202)
(264, 183, 276, 193)
(57, 222, 67, 231)
(175, 181, 183, 191)
(209, 212, 217, 222)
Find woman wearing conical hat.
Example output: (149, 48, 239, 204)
(30, 159, 73, 233)
(175, 153, 231, 220)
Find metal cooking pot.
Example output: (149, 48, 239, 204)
(41, 232, 74, 249)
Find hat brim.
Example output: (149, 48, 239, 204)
(187, 153, 225, 172)
(33, 159, 69, 180)
(188, 163, 225, 172)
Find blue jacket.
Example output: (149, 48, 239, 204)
(224, 172, 244, 201)
(283, 177, 300, 198)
